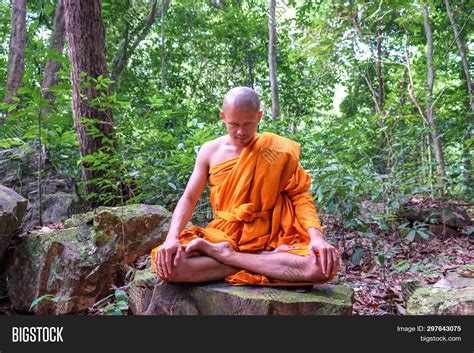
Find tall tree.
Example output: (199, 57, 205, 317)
(40, 0, 65, 106)
(445, 0, 472, 191)
(161, 0, 167, 92)
(63, 0, 115, 202)
(2, 0, 26, 124)
(422, 5, 446, 187)
(444, 0, 473, 111)
(268, 0, 280, 120)
(110, 0, 171, 91)
(405, 6, 446, 188)
(347, 3, 392, 174)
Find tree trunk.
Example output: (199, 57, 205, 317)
(2, 0, 26, 124)
(161, 0, 166, 93)
(444, 0, 472, 192)
(376, 19, 384, 110)
(63, 0, 115, 203)
(462, 131, 471, 193)
(246, 40, 254, 88)
(110, 0, 170, 91)
(375, 18, 391, 174)
(444, 0, 473, 111)
(41, 0, 66, 106)
(268, 0, 280, 120)
(289, 113, 296, 135)
(357, 15, 391, 174)
(423, 6, 446, 186)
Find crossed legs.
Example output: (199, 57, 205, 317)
(159, 239, 332, 283)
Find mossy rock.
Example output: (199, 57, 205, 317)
(127, 267, 354, 315)
(406, 264, 474, 315)
(5, 204, 173, 314)
(406, 287, 474, 315)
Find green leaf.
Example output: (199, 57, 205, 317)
(393, 260, 410, 272)
(105, 308, 123, 316)
(316, 185, 324, 203)
(17, 86, 31, 94)
(351, 247, 363, 266)
(398, 222, 410, 229)
(377, 252, 385, 266)
(32, 86, 42, 105)
(371, 239, 377, 249)
(116, 301, 129, 310)
(407, 229, 416, 242)
(462, 228, 474, 236)
(44, 4, 55, 15)
(30, 294, 55, 310)
(115, 290, 128, 303)
(417, 230, 430, 240)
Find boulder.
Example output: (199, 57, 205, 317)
(0, 185, 28, 262)
(398, 200, 471, 230)
(406, 265, 474, 315)
(127, 266, 354, 315)
(0, 143, 81, 233)
(5, 204, 172, 314)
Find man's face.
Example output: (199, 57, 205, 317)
(220, 104, 263, 147)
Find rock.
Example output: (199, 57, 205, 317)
(0, 143, 81, 233)
(428, 224, 460, 237)
(65, 204, 179, 264)
(0, 185, 28, 262)
(398, 200, 471, 230)
(5, 204, 172, 314)
(406, 287, 473, 315)
(63, 212, 94, 229)
(442, 264, 474, 289)
(127, 267, 354, 315)
(406, 265, 474, 315)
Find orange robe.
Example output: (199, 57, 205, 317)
(151, 132, 338, 285)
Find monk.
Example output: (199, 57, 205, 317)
(151, 87, 340, 286)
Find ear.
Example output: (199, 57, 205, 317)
(257, 111, 263, 121)
(220, 112, 225, 121)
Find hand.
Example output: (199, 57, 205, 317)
(309, 237, 339, 278)
(155, 238, 182, 280)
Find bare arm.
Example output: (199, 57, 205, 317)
(156, 142, 212, 279)
(165, 142, 211, 241)
(284, 162, 338, 277)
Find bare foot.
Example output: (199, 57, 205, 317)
(185, 238, 234, 262)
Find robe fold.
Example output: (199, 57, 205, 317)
(151, 132, 338, 286)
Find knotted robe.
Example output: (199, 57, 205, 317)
(151, 132, 338, 285)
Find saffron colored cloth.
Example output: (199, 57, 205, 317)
(151, 132, 339, 286)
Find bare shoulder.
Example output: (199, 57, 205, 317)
(200, 136, 225, 155)
(196, 137, 223, 167)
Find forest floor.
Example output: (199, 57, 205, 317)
(0, 199, 472, 316)
(327, 215, 473, 315)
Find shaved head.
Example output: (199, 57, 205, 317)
(220, 86, 263, 147)
(222, 86, 260, 112)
